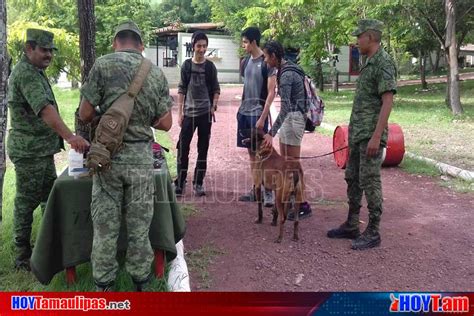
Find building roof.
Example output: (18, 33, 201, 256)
(154, 22, 225, 36)
(460, 44, 474, 52)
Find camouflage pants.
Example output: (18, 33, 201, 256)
(91, 163, 154, 285)
(12, 156, 56, 259)
(345, 141, 383, 229)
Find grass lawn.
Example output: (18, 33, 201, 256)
(0, 87, 171, 291)
(318, 80, 474, 173)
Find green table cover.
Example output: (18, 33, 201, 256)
(30, 167, 186, 285)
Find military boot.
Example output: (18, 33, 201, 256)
(14, 257, 31, 271)
(14, 244, 32, 271)
(95, 281, 114, 292)
(351, 216, 381, 250)
(327, 207, 360, 239)
(133, 273, 152, 292)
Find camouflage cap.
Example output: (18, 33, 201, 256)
(26, 28, 57, 49)
(114, 20, 142, 40)
(351, 19, 384, 36)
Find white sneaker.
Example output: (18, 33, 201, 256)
(263, 189, 274, 208)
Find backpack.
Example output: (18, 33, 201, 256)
(240, 55, 269, 107)
(86, 58, 152, 173)
(182, 58, 216, 104)
(279, 65, 325, 132)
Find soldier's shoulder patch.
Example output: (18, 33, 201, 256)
(382, 68, 394, 80)
(380, 62, 396, 80)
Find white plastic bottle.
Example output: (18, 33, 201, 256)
(68, 149, 84, 178)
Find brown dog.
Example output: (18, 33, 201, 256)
(243, 129, 304, 243)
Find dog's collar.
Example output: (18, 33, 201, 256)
(256, 149, 271, 160)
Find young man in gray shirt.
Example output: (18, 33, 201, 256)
(176, 31, 220, 196)
(237, 27, 277, 206)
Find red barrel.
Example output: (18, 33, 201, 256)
(382, 123, 405, 167)
(332, 124, 405, 169)
(333, 125, 350, 169)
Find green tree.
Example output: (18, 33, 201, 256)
(95, 0, 155, 55)
(7, 21, 80, 82)
(209, 0, 265, 40)
(406, 0, 473, 115)
(7, 0, 157, 58)
(240, 0, 357, 91)
(153, 0, 211, 27)
(402, 18, 438, 89)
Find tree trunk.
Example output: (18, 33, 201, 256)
(428, 51, 434, 73)
(78, 0, 95, 82)
(75, 0, 96, 141)
(331, 54, 338, 93)
(420, 51, 428, 90)
(0, 0, 8, 222)
(331, 69, 338, 92)
(433, 48, 441, 73)
(316, 60, 324, 92)
(445, 52, 451, 107)
(445, 0, 463, 115)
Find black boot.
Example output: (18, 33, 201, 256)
(95, 281, 114, 292)
(14, 245, 32, 271)
(327, 208, 360, 239)
(351, 217, 381, 250)
(14, 258, 31, 271)
(133, 273, 152, 292)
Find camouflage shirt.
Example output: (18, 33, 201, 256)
(81, 49, 172, 165)
(349, 47, 397, 147)
(7, 55, 63, 159)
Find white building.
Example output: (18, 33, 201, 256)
(335, 45, 361, 82)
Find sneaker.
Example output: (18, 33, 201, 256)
(238, 187, 256, 202)
(263, 190, 274, 207)
(287, 202, 312, 221)
(193, 184, 206, 196)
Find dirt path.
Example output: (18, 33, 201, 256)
(168, 87, 474, 292)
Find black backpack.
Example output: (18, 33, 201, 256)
(182, 58, 216, 103)
(240, 54, 269, 107)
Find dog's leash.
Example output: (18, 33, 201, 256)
(297, 146, 348, 159)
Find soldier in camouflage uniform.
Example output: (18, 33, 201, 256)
(7, 29, 89, 270)
(327, 19, 397, 250)
(79, 21, 173, 291)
